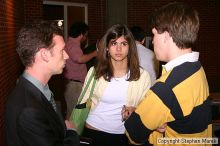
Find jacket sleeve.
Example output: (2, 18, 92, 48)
(64, 130, 80, 146)
(17, 107, 80, 146)
(125, 90, 172, 144)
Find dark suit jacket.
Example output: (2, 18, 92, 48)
(6, 76, 80, 146)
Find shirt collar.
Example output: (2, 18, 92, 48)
(163, 51, 199, 72)
(22, 72, 52, 101)
(69, 37, 81, 45)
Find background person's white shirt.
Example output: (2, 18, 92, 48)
(137, 43, 158, 85)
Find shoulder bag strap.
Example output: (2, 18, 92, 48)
(77, 68, 95, 104)
(88, 76, 96, 100)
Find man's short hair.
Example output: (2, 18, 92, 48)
(68, 21, 89, 38)
(152, 2, 199, 49)
(16, 20, 63, 67)
(130, 26, 145, 42)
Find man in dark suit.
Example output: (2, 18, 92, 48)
(6, 21, 80, 146)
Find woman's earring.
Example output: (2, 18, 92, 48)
(106, 48, 110, 56)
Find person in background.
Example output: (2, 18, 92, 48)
(83, 40, 99, 70)
(130, 26, 158, 85)
(124, 2, 212, 146)
(75, 24, 151, 146)
(63, 22, 97, 119)
(6, 21, 80, 146)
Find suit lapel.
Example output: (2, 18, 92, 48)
(19, 76, 66, 132)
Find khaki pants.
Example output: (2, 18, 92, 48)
(64, 80, 83, 119)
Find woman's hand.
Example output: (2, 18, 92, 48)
(121, 105, 136, 121)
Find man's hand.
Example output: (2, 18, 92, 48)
(65, 120, 76, 129)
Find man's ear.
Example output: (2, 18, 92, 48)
(141, 38, 146, 45)
(164, 31, 171, 42)
(39, 48, 49, 62)
(79, 33, 83, 39)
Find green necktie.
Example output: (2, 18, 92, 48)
(50, 93, 57, 112)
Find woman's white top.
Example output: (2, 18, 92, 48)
(86, 75, 129, 134)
